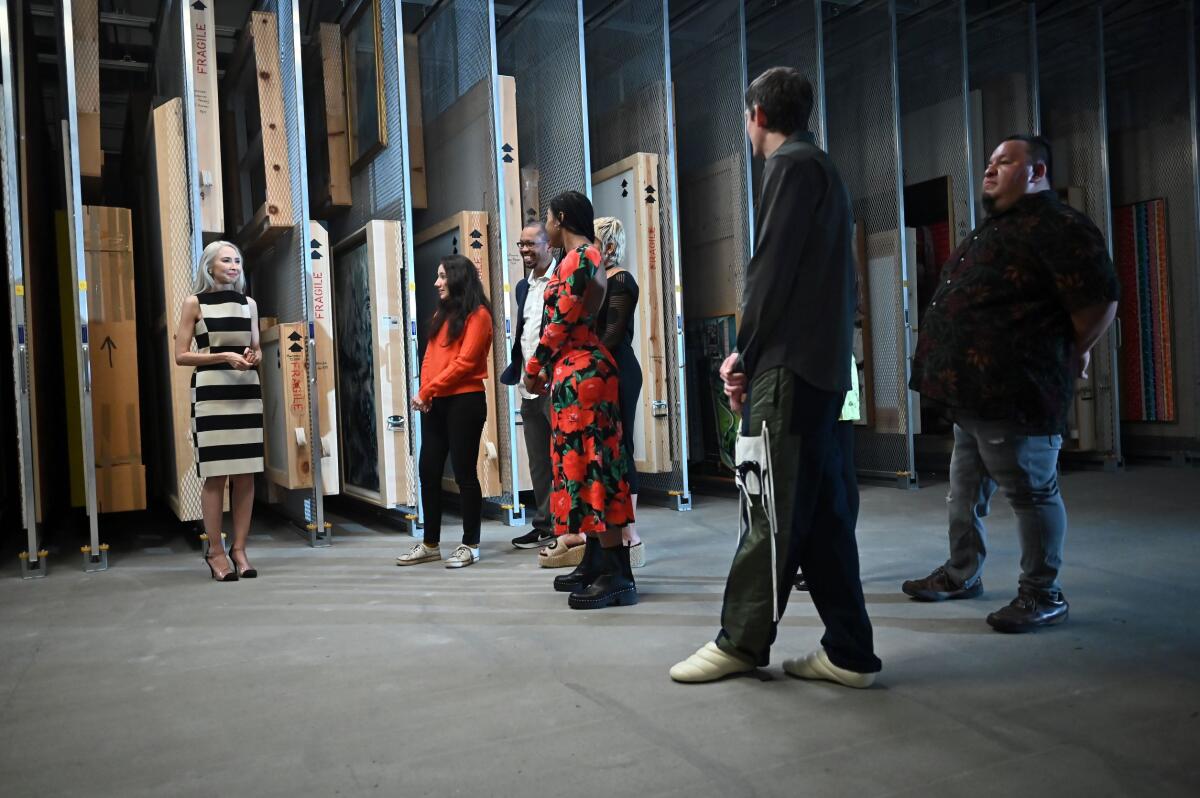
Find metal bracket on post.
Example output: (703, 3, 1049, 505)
(501, 498, 526, 527)
(895, 471, 919, 490)
(1101, 455, 1124, 473)
(199, 532, 226, 557)
(669, 490, 692, 512)
(81, 544, 109, 572)
(306, 521, 334, 547)
(19, 550, 49, 579)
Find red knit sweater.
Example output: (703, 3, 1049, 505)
(418, 306, 493, 403)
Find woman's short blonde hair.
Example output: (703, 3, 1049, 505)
(193, 240, 246, 294)
(594, 216, 626, 269)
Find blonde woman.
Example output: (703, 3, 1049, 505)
(174, 241, 264, 582)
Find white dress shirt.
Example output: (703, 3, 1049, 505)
(518, 258, 556, 400)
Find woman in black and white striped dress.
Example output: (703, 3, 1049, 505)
(174, 241, 264, 581)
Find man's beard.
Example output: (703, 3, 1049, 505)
(981, 193, 997, 215)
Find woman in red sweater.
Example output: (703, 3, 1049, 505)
(396, 255, 493, 569)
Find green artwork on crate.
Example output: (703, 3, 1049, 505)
(714, 395, 738, 472)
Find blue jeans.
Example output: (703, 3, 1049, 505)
(944, 417, 1066, 596)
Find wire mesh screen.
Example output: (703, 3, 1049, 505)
(746, 0, 824, 148)
(672, 0, 751, 312)
(1106, 0, 1199, 453)
(1038, 3, 1119, 458)
(899, 0, 974, 243)
(586, 0, 687, 497)
(257, 0, 321, 530)
(417, 0, 517, 504)
(824, 0, 914, 480)
(967, 0, 1037, 220)
(497, 0, 590, 217)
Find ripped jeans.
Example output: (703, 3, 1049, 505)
(945, 416, 1066, 596)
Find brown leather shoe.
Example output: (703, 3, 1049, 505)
(902, 566, 983, 601)
(986, 589, 1068, 633)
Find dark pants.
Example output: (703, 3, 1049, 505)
(716, 368, 880, 674)
(420, 392, 486, 546)
(520, 393, 553, 533)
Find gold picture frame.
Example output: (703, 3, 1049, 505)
(342, 0, 388, 172)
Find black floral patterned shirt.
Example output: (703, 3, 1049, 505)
(909, 190, 1119, 433)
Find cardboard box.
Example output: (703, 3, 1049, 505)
(96, 463, 147, 513)
(83, 206, 143, 474)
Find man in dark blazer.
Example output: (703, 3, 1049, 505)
(500, 222, 557, 549)
(671, 67, 881, 687)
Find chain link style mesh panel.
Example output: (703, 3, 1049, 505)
(498, 0, 590, 217)
(746, 0, 825, 148)
(672, 0, 751, 313)
(586, 0, 687, 497)
(967, 0, 1037, 221)
(256, 1, 322, 532)
(1106, 0, 1200, 453)
(417, 0, 517, 506)
(899, 1, 974, 242)
(824, 0, 915, 480)
(1038, 2, 1119, 459)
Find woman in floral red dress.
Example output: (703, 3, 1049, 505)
(523, 191, 637, 609)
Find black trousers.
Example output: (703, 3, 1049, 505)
(419, 392, 486, 546)
(716, 369, 880, 673)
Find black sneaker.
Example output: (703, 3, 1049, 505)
(986, 589, 1068, 633)
(511, 529, 554, 549)
(901, 566, 983, 602)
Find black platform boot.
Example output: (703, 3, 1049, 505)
(567, 545, 638, 610)
(553, 535, 602, 593)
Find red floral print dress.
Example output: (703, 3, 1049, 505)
(525, 244, 635, 535)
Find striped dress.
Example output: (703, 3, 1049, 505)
(190, 290, 264, 477)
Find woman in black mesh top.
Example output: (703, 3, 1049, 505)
(594, 216, 644, 566)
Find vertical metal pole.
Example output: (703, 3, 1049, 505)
(813, 0, 828, 149)
(0, 0, 41, 574)
(1189, 0, 1200, 434)
(1094, 2, 1121, 463)
(888, 0, 917, 487)
(283, 0, 327, 545)
(739, 0, 754, 253)
(578, 0, 593, 197)
(486, 0, 523, 525)
(660, 0, 690, 509)
(959, 0, 976, 232)
(402, 5, 425, 529)
(1029, 1, 1041, 134)
(56, 0, 104, 566)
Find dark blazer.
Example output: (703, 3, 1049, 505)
(736, 130, 855, 393)
(500, 277, 538, 385)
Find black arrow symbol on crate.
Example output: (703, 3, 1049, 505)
(470, 229, 482, 239)
(100, 336, 116, 368)
(645, 184, 656, 204)
(310, 239, 322, 249)
(470, 240, 483, 250)
(310, 250, 322, 259)
(192, 1, 207, 10)
(289, 342, 303, 353)
(288, 331, 302, 342)
(452, 236, 459, 253)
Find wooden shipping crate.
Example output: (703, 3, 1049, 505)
(404, 34, 427, 209)
(151, 98, 205, 522)
(260, 322, 314, 491)
(189, 0, 224, 233)
(222, 11, 292, 251)
(306, 22, 351, 214)
(333, 221, 416, 509)
(309, 222, 339, 495)
(413, 212, 502, 499)
(592, 153, 672, 475)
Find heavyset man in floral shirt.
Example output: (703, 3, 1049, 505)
(904, 135, 1119, 633)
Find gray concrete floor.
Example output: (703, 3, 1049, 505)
(1, 466, 1198, 797)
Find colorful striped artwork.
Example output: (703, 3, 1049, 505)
(1114, 199, 1175, 422)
